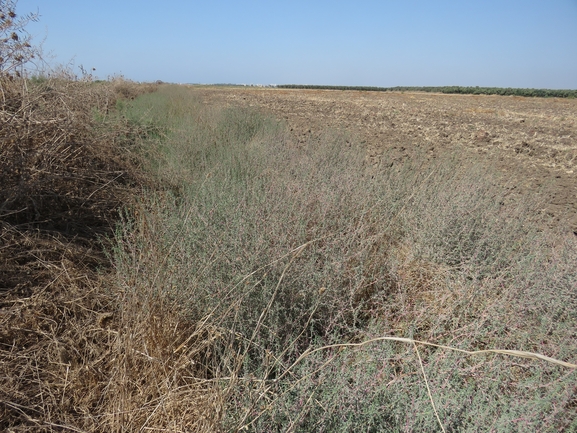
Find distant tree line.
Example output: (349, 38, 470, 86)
(276, 85, 577, 98)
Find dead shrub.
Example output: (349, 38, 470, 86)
(1, 1, 207, 430)
(112, 76, 159, 101)
(0, 70, 172, 431)
(0, 233, 222, 432)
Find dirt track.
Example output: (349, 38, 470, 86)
(198, 87, 577, 233)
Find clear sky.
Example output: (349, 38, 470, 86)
(16, 0, 577, 88)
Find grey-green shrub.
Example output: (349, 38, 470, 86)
(113, 85, 577, 432)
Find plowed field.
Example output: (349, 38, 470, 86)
(198, 87, 577, 233)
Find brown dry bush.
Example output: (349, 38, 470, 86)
(111, 76, 160, 101)
(0, 71, 214, 431)
(1, 3, 212, 430)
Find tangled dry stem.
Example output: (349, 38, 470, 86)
(0, 75, 225, 432)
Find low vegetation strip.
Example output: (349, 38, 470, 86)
(2, 76, 577, 430)
(278, 84, 577, 98)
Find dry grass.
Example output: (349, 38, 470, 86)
(0, 74, 212, 432)
(2, 78, 576, 432)
(1, 76, 240, 432)
(0, 258, 224, 431)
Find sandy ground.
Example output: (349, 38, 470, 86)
(196, 87, 577, 233)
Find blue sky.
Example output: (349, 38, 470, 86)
(16, 0, 577, 88)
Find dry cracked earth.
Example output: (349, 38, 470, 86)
(197, 87, 577, 234)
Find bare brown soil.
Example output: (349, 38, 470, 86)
(198, 87, 577, 233)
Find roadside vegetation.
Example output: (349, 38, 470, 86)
(278, 84, 577, 98)
(2, 2, 577, 431)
